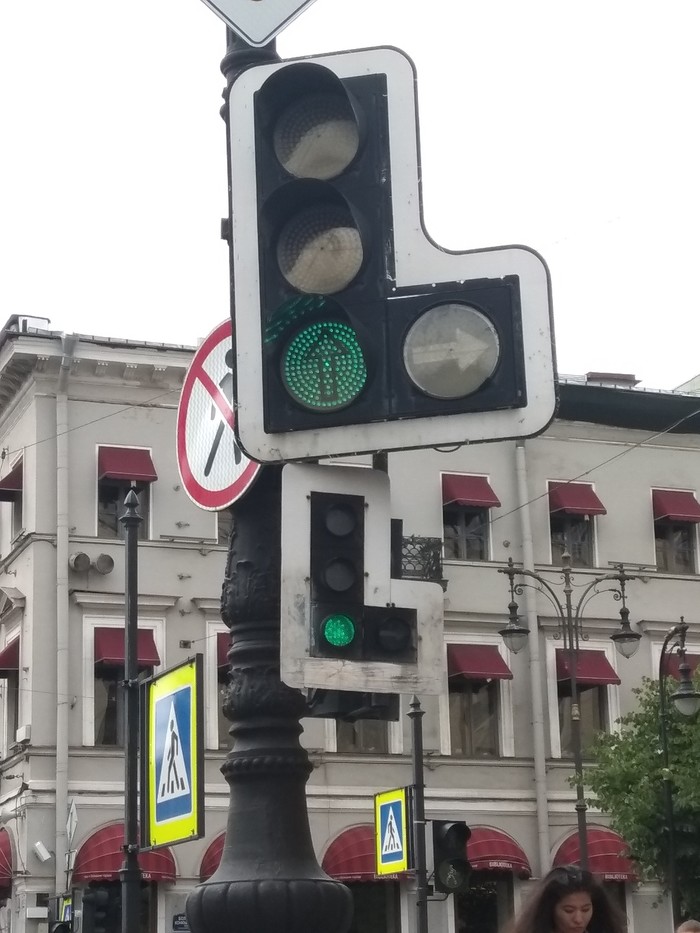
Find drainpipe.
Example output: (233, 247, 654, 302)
(55, 334, 77, 893)
(514, 440, 550, 875)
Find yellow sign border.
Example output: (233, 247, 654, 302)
(143, 656, 203, 848)
(374, 787, 408, 875)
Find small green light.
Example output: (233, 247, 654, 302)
(282, 320, 367, 412)
(322, 613, 356, 648)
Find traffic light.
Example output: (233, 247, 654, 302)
(81, 884, 109, 933)
(228, 47, 556, 463)
(307, 690, 400, 722)
(431, 820, 471, 895)
(49, 924, 71, 933)
(280, 463, 446, 695)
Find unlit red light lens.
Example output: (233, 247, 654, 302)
(273, 92, 360, 180)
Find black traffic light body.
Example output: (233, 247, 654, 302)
(49, 924, 71, 933)
(432, 820, 471, 895)
(228, 48, 556, 463)
(309, 490, 417, 665)
(82, 883, 120, 933)
(307, 689, 400, 721)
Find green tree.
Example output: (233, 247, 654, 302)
(583, 676, 700, 917)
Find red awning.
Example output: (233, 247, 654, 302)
(0, 829, 12, 887)
(447, 645, 513, 681)
(200, 834, 225, 882)
(73, 824, 176, 882)
(94, 628, 160, 668)
(468, 827, 531, 877)
(0, 461, 23, 503)
(662, 652, 700, 679)
(652, 489, 700, 523)
(98, 447, 158, 484)
(322, 825, 398, 882)
(553, 827, 638, 881)
(442, 474, 501, 509)
(217, 633, 230, 671)
(0, 640, 19, 676)
(556, 649, 620, 686)
(549, 482, 606, 516)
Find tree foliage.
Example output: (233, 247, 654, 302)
(583, 676, 700, 917)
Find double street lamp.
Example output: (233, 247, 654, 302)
(498, 554, 641, 870)
(658, 618, 700, 925)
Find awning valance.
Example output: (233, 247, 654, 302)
(549, 482, 606, 516)
(94, 628, 160, 668)
(0, 829, 12, 887)
(662, 652, 700, 679)
(73, 823, 176, 882)
(217, 633, 230, 671)
(556, 649, 620, 686)
(553, 827, 638, 881)
(468, 827, 531, 877)
(447, 645, 512, 681)
(652, 489, 700, 523)
(442, 474, 501, 509)
(0, 640, 19, 677)
(98, 446, 158, 484)
(200, 834, 225, 882)
(322, 825, 399, 882)
(0, 461, 23, 503)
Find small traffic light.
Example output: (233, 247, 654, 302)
(307, 690, 400, 722)
(431, 820, 471, 895)
(228, 47, 556, 463)
(81, 884, 109, 933)
(49, 924, 71, 933)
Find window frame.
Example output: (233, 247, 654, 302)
(438, 634, 515, 757)
(204, 617, 231, 751)
(96, 477, 152, 540)
(82, 616, 164, 747)
(545, 638, 621, 759)
(653, 517, 697, 574)
(443, 505, 491, 562)
(323, 706, 403, 755)
(0, 627, 21, 758)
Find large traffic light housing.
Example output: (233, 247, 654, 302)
(228, 47, 556, 463)
(81, 884, 109, 933)
(431, 820, 471, 895)
(280, 463, 445, 695)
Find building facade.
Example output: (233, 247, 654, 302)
(0, 317, 697, 933)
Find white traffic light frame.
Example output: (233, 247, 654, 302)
(229, 46, 557, 463)
(280, 463, 446, 695)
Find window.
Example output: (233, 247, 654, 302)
(442, 474, 500, 562)
(555, 648, 619, 757)
(548, 482, 606, 568)
(217, 632, 231, 749)
(344, 882, 400, 933)
(93, 627, 160, 746)
(217, 508, 233, 547)
(97, 446, 157, 540)
(336, 719, 388, 755)
(446, 644, 513, 759)
(651, 490, 700, 575)
(0, 639, 20, 754)
(0, 459, 24, 542)
(455, 871, 514, 933)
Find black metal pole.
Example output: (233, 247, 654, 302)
(408, 696, 428, 933)
(562, 560, 588, 871)
(659, 623, 683, 926)
(120, 489, 143, 933)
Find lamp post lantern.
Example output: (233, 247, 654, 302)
(658, 618, 700, 925)
(498, 553, 640, 870)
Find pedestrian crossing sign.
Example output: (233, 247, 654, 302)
(141, 656, 204, 849)
(374, 787, 410, 875)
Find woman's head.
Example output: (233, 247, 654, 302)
(513, 866, 626, 933)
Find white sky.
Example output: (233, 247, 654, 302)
(1, 0, 699, 390)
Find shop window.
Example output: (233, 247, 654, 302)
(455, 871, 513, 933)
(336, 719, 388, 755)
(344, 881, 400, 933)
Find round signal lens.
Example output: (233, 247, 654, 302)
(403, 303, 500, 399)
(375, 616, 412, 655)
(324, 503, 357, 538)
(277, 205, 363, 295)
(322, 613, 357, 648)
(282, 320, 367, 412)
(273, 92, 360, 180)
(323, 557, 357, 593)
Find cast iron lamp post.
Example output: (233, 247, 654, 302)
(498, 553, 641, 870)
(658, 618, 700, 925)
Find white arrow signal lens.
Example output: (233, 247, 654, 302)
(403, 303, 500, 399)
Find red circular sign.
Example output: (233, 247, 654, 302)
(176, 320, 260, 510)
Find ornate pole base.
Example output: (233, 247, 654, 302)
(186, 467, 352, 933)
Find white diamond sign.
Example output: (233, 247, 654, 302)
(198, 0, 319, 47)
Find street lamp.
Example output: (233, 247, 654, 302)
(498, 553, 640, 870)
(658, 618, 700, 926)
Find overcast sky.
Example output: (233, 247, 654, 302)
(1, 0, 698, 390)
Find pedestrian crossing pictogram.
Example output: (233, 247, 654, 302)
(381, 806, 402, 855)
(157, 701, 191, 802)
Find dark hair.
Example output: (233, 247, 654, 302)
(511, 866, 627, 933)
